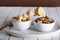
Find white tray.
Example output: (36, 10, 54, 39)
(5, 24, 60, 38)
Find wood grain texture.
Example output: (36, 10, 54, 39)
(9, 36, 23, 40)
(0, 34, 9, 40)
(0, 7, 13, 28)
(47, 7, 60, 40)
(43, 7, 48, 16)
(47, 7, 60, 25)
(0, 0, 60, 6)
(38, 34, 52, 40)
(56, 7, 60, 40)
(6, 7, 22, 21)
(24, 38, 37, 40)
(56, 7, 60, 19)
(20, 7, 31, 14)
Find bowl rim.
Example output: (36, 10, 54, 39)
(34, 20, 56, 25)
(12, 19, 32, 23)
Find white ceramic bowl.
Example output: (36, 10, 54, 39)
(33, 20, 56, 32)
(12, 20, 32, 30)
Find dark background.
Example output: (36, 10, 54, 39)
(0, 0, 60, 6)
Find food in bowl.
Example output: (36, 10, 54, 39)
(26, 10, 40, 20)
(34, 16, 56, 32)
(12, 14, 31, 22)
(12, 14, 32, 30)
(26, 7, 45, 17)
(26, 7, 46, 24)
(34, 7, 45, 17)
(35, 16, 54, 24)
(26, 10, 34, 17)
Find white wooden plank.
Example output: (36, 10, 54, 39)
(56, 7, 60, 16)
(24, 38, 37, 40)
(47, 7, 60, 40)
(56, 7, 60, 25)
(9, 36, 23, 40)
(30, 7, 36, 12)
(38, 34, 52, 40)
(51, 30, 60, 40)
(0, 29, 9, 40)
(0, 33, 9, 40)
(47, 7, 60, 21)
(20, 7, 31, 14)
(43, 7, 49, 16)
(0, 7, 13, 17)
(59, 31, 60, 40)
(0, 7, 13, 28)
(0, 7, 6, 12)
(38, 30, 60, 40)
(6, 7, 22, 21)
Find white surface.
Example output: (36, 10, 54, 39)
(0, 7, 13, 28)
(24, 37, 37, 40)
(5, 24, 60, 38)
(0, 34, 9, 40)
(0, 7, 60, 40)
(9, 36, 23, 40)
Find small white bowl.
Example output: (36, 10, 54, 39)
(12, 20, 32, 30)
(33, 20, 56, 32)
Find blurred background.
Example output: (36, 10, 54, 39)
(0, 0, 60, 6)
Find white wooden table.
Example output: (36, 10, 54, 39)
(0, 7, 60, 40)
